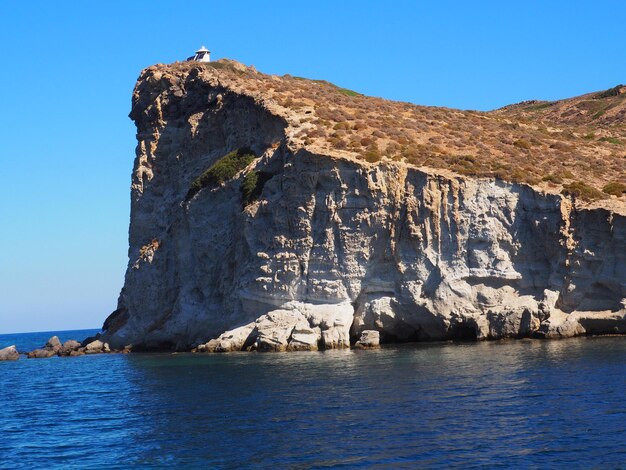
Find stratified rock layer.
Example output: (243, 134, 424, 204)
(102, 62, 626, 351)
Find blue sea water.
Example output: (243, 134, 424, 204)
(2, 332, 626, 468)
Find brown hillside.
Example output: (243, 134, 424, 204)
(497, 85, 626, 126)
(144, 60, 626, 205)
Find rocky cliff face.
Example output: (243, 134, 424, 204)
(102, 61, 626, 351)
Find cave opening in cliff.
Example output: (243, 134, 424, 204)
(448, 323, 479, 342)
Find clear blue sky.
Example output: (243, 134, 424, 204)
(1, 0, 624, 334)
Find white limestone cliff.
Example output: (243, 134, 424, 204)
(101, 62, 626, 351)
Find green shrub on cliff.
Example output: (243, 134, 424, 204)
(513, 139, 532, 150)
(338, 87, 359, 97)
(561, 181, 608, 201)
(542, 173, 564, 184)
(241, 170, 272, 207)
(187, 148, 256, 200)
(594, 85, 626, 99)
(602, 182, 626, 197)
(598, 136, 622, 145)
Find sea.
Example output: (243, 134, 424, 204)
(2, 329, 626, 468)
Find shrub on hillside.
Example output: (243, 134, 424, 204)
(561, 181, 608, 201)
(338, 88, 360, 97)
(329, 137, 347, 149)
(513, 139, 532, 150)
(187, 148, 256, 200)
(241, 170, 273, 207)
(363, 142, 381, 163)
(602, 182, 626, 197)
(542, 173, 564, 184)
(594, 85, 626, 99)
(599, 137, 622, 145)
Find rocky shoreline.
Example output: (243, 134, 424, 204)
(0, 327, 381, 360)
(0, 335, 123, 361)
(8, 328, 626, 361)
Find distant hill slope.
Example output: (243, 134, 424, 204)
(496, 85, 626, 126)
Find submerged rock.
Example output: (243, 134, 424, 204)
(0, 345, 19, 361)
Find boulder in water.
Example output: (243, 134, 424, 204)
(84, 339, 110, 354)
(27, 348, 55, 359)
(0, 345, 19, 361)
(44, 336, 62, 352)
(354, 330, 380, 349)
(58, 340, 82, 356)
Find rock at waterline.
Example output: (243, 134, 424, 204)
(27, 335, 63, 358)
(288, 326, 319, 351)
(198, 322, 256, 353)
(0, 345, 19, 361)
(27, 348, 56, 359)
(354, 330, 380, 349)
(57, 340, 82, 357)
(84, 340, 110, 354)
(27, 336, 88, 358)
(44, 336, 62, 352)
(63, 339, 81, 349)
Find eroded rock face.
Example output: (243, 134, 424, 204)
(101, 63, 626, 351)
(200, 323, 256, 352)
(196, 302, 352, 352)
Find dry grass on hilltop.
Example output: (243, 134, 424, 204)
(160, 60, 626, 203)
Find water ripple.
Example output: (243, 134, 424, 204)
(3, 336, 626, 467)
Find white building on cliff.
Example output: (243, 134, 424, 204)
(188, 46, 211, 62)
